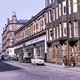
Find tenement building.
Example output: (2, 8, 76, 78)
(2, 12, 28, 56)
(14, 0, 80, 66)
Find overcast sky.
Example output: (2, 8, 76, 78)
(0, 0, 45, 43)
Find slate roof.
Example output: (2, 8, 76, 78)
(17, 19, 29, 23)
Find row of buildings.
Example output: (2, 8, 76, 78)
(2, 0, 80, 67)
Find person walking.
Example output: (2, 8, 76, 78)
(63, 56, 67, 68)
(70, 54, 74, 67)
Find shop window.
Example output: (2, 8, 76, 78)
(10, 50, 12, 53)
(73, 0, 77, 13)
(59, 24, 62, 37)
(69, 0, 71, 14)
(53, 9, 55, 21)
(63, 22, 67, 36)
(63, 0, 66, 15)
(74, 21, 78, 37)
(56, 7, 58, 19)
(69, 22, 72, 38)
(59, 3, 61, 16)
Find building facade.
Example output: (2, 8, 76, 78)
(46, 0, 80, 67)
(2, 12, 28, 56)
(13, 0, 80, 66)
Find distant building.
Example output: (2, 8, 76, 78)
(2, 12, 29, 56)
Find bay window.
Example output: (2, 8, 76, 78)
(49, 29, 52, 40)
(57, 26, 59, 39)
(54, 28, 55, 40)
(49, 10, 52, 22)
(53, 9, 55, 21)
(69, 0, 71, 14)
(69, 23, 72, 38)
(63, 0, 66, 15)
(56, 7, 58, 19)
(59, 24, 62, 37)
(59, 3, 61, 16)
(47, 30, 48, 41)
(63, 22, 67, 36)
(46, 12, 48, 23)
(74, 21, 78, 37)
(73, 0, 77, 13)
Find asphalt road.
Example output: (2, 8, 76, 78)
(0, 60, 80, 80)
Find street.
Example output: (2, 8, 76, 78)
(0, 60, 80, 80)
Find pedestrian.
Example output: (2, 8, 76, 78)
(70, 54, 75, 67)
(63, 56, 67, 68)
(68, 60, 71, 67)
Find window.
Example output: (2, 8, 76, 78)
(56, 7, 58, 19)
(38, 20, 40, 32)
(69, 23, 72, 38)
(57, 26, 59, 39)
(73, 0, 77, 13)
(47, 30, 48, 41)
(62, 44, 66, 58)
(10, 32, 12, 37)
(59, 24, 62, 37)
(54, 28, 55, 40)
(69, 0, 71, 14)
(49, 29, 52, 40)
(74, 21, 78, 37)
(46, 12, 48, 23)
(10, 25, 12, 30)
(49, 0, 52, 4)
(53, 9, 55, 21)
(63, 0, 66, 15)
(49, 10, 52, 22)
(43, 17, 45, 29)
(63, 22, 67, 36)
(59, 3, 61, 16)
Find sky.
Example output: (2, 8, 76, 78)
(0, 0, 45, 43)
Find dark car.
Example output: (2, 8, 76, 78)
(2, 55, 9, 60)
(9, 55, 18, 61)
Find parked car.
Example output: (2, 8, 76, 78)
(2, 55, 9, 60)
(9, 55, 18, 61)
(31, 56, 44, 65)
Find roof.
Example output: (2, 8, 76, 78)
(17, 19, 29, 23)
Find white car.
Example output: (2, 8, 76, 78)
(31, 56, 44, 65)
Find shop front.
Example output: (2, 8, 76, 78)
(25, 35, 47, 61)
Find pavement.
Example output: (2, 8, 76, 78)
(45, 62, 80, 72)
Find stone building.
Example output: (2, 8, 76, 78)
(14, 0, 80, 66)
(2, 12, 28, 56)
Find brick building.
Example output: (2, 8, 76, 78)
(2, 12, 28, 56)
(12, 0, 80, 66)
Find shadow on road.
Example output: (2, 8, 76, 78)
(0, 60, 22, 72)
